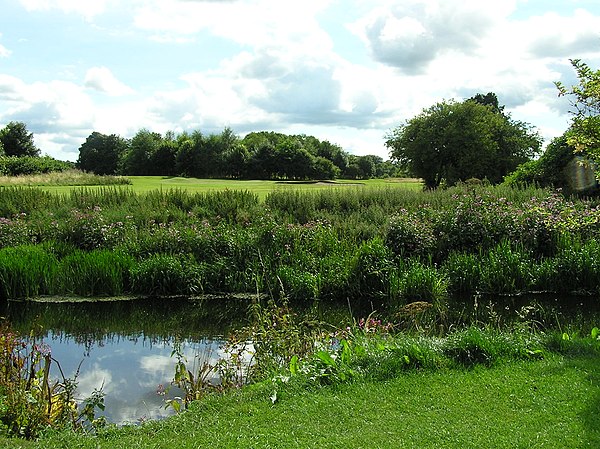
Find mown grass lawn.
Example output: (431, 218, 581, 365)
(4, 354, 598, 449)
(31, 176, 422, 198)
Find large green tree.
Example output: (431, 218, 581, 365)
(0, 121, 40, 157)
(385, 96, 541, 188)
(76, 132, 128, 175)
(555, 59, 600, 175)
(120, 129, 162, 175)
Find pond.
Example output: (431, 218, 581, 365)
(2, 297, 249, 425)
(2, 293, 599, 425)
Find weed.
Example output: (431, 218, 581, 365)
(0, 323, 105, 439)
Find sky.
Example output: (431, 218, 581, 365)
(0, 0, 599, 162)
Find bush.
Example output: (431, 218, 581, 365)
(386, 210, 435, 258)
(0, 156, 73, 176)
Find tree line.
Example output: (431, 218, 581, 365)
(77, 128, 400, 180)
(2, 59, 597, 188)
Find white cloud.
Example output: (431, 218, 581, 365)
(133, 0, 334, 52)
(76, 364, 113, 398)
(0, 33, 10, 58)
(525, 9, 600, 58)
(349, 0, 517, 74)
(5, 0, 600, 161)
(84, 67, 134, 97)
(19, 0, 111, 19)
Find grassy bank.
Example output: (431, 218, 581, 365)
(3, 354, 598, 448)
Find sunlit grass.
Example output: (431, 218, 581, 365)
(0, 169, 131, 187)
(6, 355, 599, 449)
(31, 176, 422, 198)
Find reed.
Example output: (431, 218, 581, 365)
(397, 259, 449, 303)
(0, 246, 57, 299)
(56, 249, 134, 296)
(130, 254, 202, 296)
(479, 241, 534, 294)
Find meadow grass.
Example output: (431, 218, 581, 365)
(0, 170, 130, 187)
(4, 354, 598, 448)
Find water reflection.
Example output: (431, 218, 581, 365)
(44, 331, 223, 424)
(4, 297, 244, 425)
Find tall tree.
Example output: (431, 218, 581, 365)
(175, 134, 200, 177)
(385, 97, 541, 188)
(77, 132, 127, 175)
(555, 59, 600, 176)
(0, 121, 40, 157)
(120, 129, 161, 175)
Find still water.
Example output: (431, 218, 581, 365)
(3, 297, 247, 425)
(2, 293, 599, 425)
(41, 332, 222, 424)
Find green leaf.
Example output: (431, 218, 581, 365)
(289, 355, 299, 375)
(316, 350, 336, 367)
(591, 327, 599, 340)
(340, 340, 352, 365)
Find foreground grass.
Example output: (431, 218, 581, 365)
(5, 354, 598, 449)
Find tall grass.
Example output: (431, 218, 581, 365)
(57, 249, 134, 296)
(130, 254, 202, 296)
(0, 169, 130, 186)
(0, 246, 57, 299)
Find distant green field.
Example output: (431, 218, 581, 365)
(30, 176, 423, 198)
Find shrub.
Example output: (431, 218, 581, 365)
(0, 156, 73, 177)
(386, 210, 435, 258)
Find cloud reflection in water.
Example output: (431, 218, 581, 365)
(46, 333, 223, 424)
